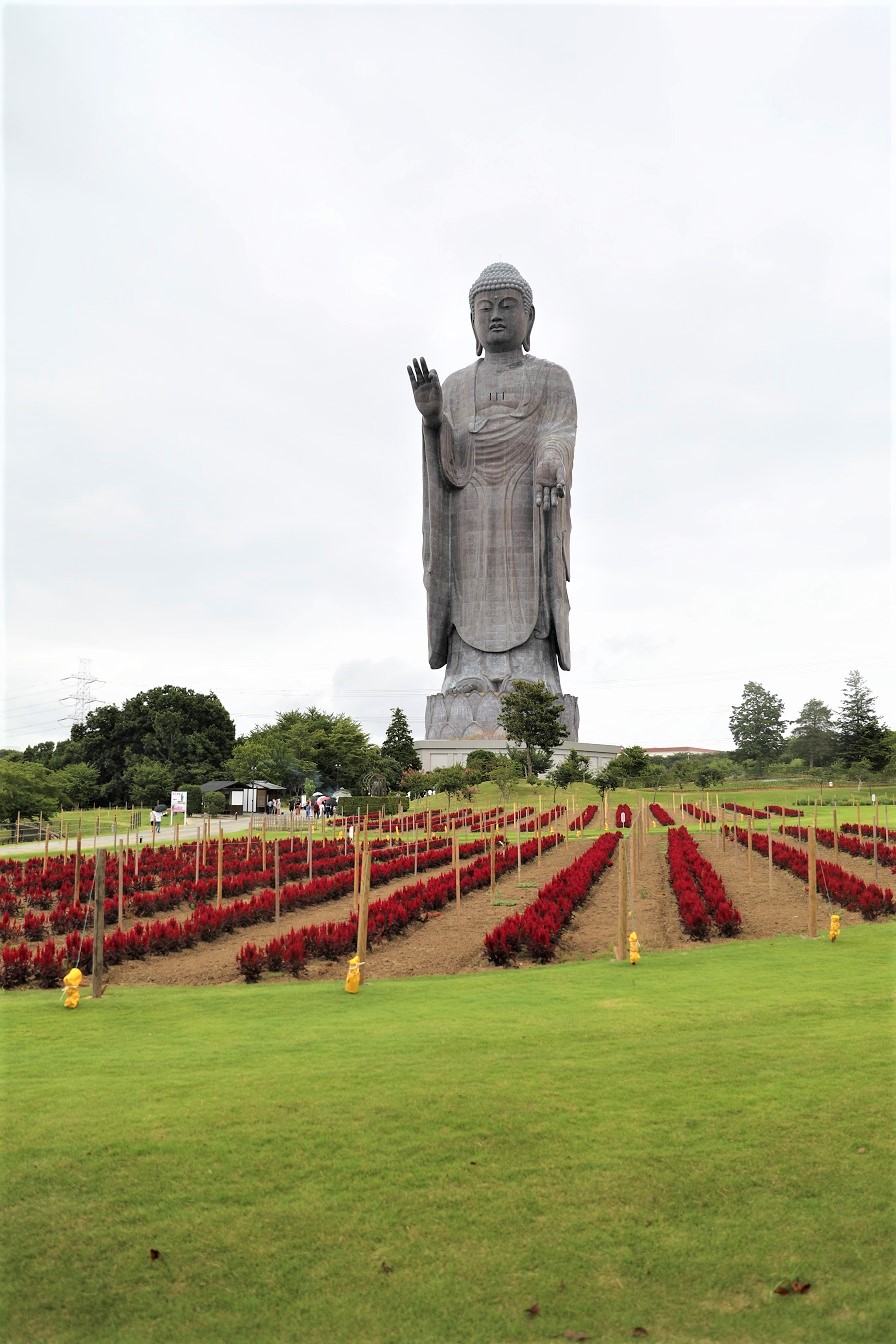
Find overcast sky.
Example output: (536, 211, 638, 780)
(3, 2, 892, 756)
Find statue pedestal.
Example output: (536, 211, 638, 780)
(425, 690, 580, 742)
(414, 735, 622, 774)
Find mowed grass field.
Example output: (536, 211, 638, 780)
(3, 926, 895, 1344)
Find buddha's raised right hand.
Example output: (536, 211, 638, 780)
(407, 356, 443, 429)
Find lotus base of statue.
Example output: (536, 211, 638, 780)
(425, 689, 579, 742)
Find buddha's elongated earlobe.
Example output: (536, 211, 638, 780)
(523, 304, 535, 353)
(476, 338, 483, 356)
(471, 310, 483, 357)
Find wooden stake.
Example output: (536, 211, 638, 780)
(15, 811, 20, 844)
(356, 844, 371, 982)
(616, 840, 628, 961)
(274, 839, 281, 934)
(807, 827, 817, 938)
(118, 847, 125, 929)
(352, 828, 361, 911)
(245, 816, 252, 863)
(832, 801, 838, 856)
(73, 832, 82, 903)
(873, 801, 879, 883)
(454, 833, 461, 912)
(42, 826, 50, 875)
(747, 814, 753, 879)
(92, 848, 106, 999)
(216, 821, 223, 908)
(194, 836, 200, 882)
(262, 816, 267, 871)
(516, 828, 522, 885)
(767, 814, 773, 897)
(490, 832, 496, 894)
(307, 816, 313, 879)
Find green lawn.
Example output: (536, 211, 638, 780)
(3, 926, 894, 1344)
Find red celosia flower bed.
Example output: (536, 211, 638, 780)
(840, 823, 895, 843)
(666, 827, 742, 939)
(681, 802, 716, 824)
(243, 828, 567, 980)
(728, 826, 895, 920)
(781, 826, 896, 873)
(766, 804, 803, 818)
(483, 831, 620, 965)
(722, 802, 769, 820)
(569, 805, 599, 831)
(649, 803, 675, 826)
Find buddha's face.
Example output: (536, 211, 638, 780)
(471, 288, 534, 354)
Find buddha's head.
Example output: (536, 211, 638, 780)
(469, 262, 535, 356)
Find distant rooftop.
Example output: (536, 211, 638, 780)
(644, 747, 720, 757)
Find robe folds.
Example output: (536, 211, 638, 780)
(422, 354, 576, 672)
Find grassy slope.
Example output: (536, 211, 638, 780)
(3, 927, 895, 1344)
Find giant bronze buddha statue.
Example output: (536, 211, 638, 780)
(408, 262, 578, 740)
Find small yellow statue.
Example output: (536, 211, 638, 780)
(828, 913, 841, 942)
(63, 966, 83, 1009)
(344, 955, 362, 994)
(628, 931, 640, 966)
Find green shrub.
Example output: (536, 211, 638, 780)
(202, 790, 228, 817)
(336, 794, 405, 816)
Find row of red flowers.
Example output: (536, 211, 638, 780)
(840, 823, 895, 843)
(681, 802, 716, 824)
(0, 834, 462, 932)
(0, 836, 494, 958)
(728, 826, 895, 920)
(648, 803, 675, 826)
(483, 831, 620, 966)
(722, 802, 769, 820)
(666, 827, 742, 939)
(766, 804, 804, 817)
(780, 826, 896, 874)
(570, 805, 599, 831)
(237, 826, 568, 982)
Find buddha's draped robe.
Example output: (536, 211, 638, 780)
(422, 354, 576, 672)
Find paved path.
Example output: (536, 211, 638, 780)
(0, 814, 316, 858)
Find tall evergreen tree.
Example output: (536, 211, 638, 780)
(729, 682, 786, 766)
(836, 671, 889, 769)
(381, 708, 422, 774)
(788, 698, 836, 768)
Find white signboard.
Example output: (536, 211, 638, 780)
(170, 790, 188, 816)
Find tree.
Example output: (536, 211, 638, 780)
(548, 749, 593, 792)
(497, 681, 566, 782)
(228, 708, 376, 795)
(729, 682, 786, 766)
(429, 765, 473, 806)
(0, 760, 62, 820)
(598, 745, 653, 789)
(464, 749, 498, 785)
(381, 709, 421, 774)
(693, 761, 726, 790)
(54, 762, 100, 807)
(787, 699, 836, 769)
(75, 686, 235, 801)
(836, 671, 889, 770)
(126, 757, 177, 807)
(490, 755, 524, 802)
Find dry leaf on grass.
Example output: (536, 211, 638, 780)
(525, 1303, 540, 1316)
(773, 1279, 812, 1296)
(149, 1249, 161, 1261)
(380, 1261, 393, 1274)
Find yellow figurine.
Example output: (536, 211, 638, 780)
(344, 955, 362, 994)
(628, 931, 641, 966)
(829, 913, 841, 942)
(63, 966, 83, 1009)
